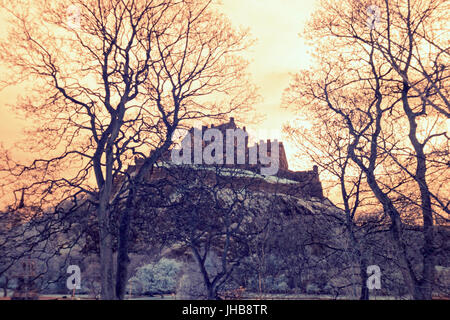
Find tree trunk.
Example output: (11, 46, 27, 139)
(349, 149, 417, 298)
(402, 83, 435, 300)
(2, 277, 8, 297)
(99, 232, 115, 300)
(115, 141, 174, 299)
(115, 188, 134, 300)
(98, 202, 115, 300)
(207, 284, 217, 300)
(359, 259, 369, 300)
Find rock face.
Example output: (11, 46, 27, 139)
(118, 120, 344, 298)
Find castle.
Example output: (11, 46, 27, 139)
(130, 118, 323, 199)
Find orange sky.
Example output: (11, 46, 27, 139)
(0, 0, 319, 171)
(219, 0, 318, 170)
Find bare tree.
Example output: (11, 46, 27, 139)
(284, 118, 376, 299)
(0, 0, 255, 299)
(285, 0, 448, 299)
(130, 163, 269, 300)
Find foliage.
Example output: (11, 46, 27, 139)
(128, 258, 182, 295)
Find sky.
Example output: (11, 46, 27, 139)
(219, 0, 319, 169)
(0, 0, 320, 171)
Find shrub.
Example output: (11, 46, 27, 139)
(306, 283, 321, 295)
(128, 258, 181, 295)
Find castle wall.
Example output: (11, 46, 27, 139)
(129, 163, 323, 199)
